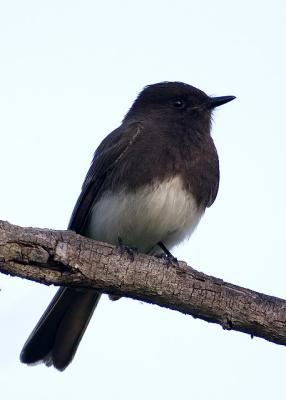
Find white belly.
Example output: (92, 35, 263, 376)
(85, 175, 204, 254)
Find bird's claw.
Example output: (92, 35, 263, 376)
(117, 237, 138, 261)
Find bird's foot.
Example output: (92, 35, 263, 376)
(117, 237, 138, 261)
(157, 241, 178, 266)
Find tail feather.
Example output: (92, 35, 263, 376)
(20, 287, 101, 371)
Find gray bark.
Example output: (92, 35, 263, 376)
(0, 220, 285, 346)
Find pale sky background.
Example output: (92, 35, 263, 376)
(0, 1, 285, 399)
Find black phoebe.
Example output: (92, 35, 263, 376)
(20, 81, 235, 371)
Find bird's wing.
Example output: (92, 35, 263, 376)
(206, 149, 220, 208)
(68, 122, 142, 233)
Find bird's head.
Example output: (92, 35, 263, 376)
(125, 81, 235, 128)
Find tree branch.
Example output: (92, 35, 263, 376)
(0, 220, 285, 346)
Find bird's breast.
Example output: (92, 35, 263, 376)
(85, 175, 204, 254)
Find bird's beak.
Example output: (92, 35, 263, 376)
(207, 95, 236, 109)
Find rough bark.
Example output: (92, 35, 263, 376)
(0, 220, 285, 346)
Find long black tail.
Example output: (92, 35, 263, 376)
(20, 288, 101, 371)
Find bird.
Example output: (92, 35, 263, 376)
(20, 81, 235, 371)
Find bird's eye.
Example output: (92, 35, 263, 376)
(172, 98, 186, 109)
